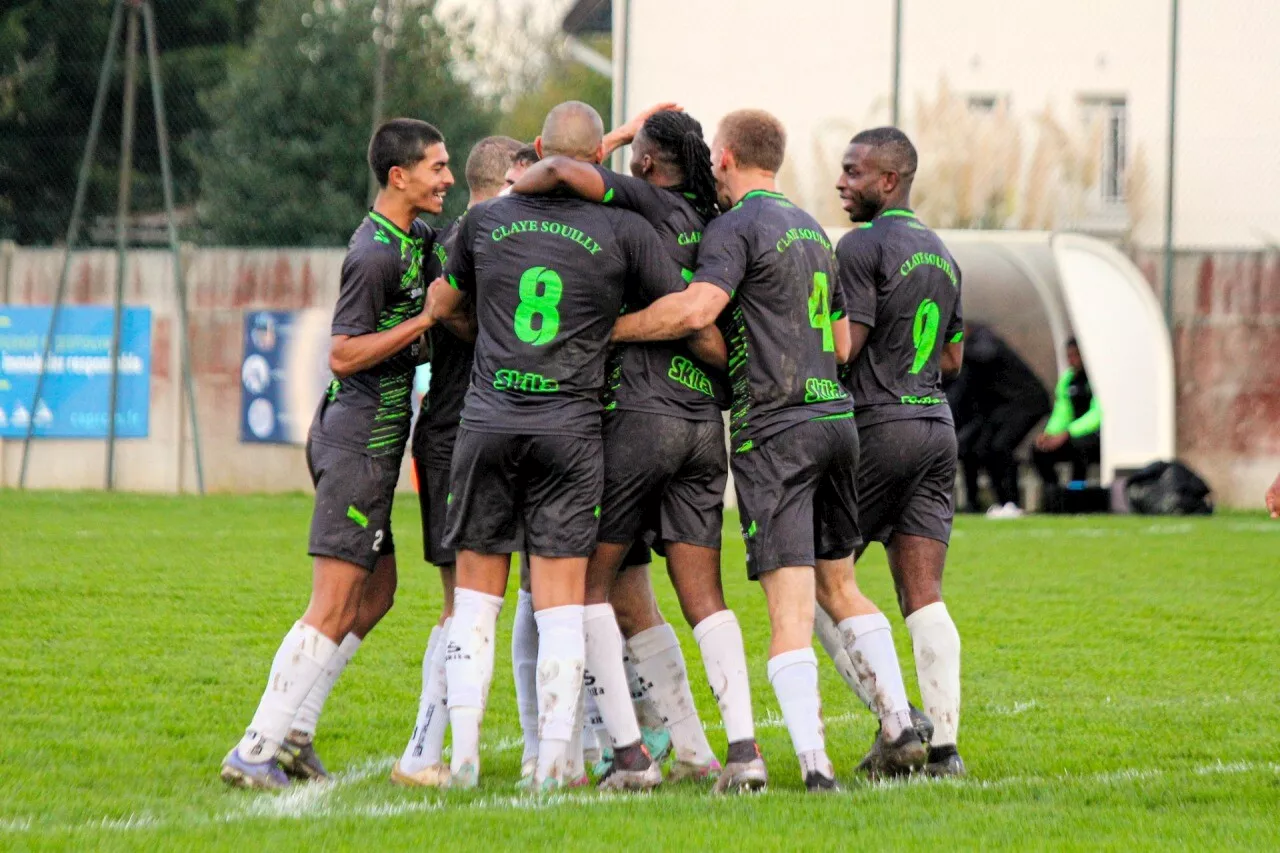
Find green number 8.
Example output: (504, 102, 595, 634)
(808, 272, 834, 352)
(911, 298, 940, 374)
(515, 266, 563, 346)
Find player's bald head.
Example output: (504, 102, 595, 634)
(537, 101, 605, 161)
(849, 127, 918, 183)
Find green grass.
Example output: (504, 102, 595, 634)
(1, 490, 1278, 850)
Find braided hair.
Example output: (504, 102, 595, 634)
(641, 110, 719, 219)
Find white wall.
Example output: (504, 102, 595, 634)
(618, 0, 1280, 249)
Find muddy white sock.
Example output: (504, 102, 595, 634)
(813, 605, 876, 710)
(400, 619, 451, 773)
(767, 648, 828, 777)
(511, 589, 540, 764)
(906, 601, 961, 747)
(693, 610, 755, 745)
(237, 622, 337, 763)
(624, 645, 666, 731)
(446, 589, 504, 776)
(838, 612, 912, 739)
(583, 604, 642, 748)
(630, 623, 714, 764)
(291, 631, 361, 738)
(535, 604, 585, 784)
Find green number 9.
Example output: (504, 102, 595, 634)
(911, 298, 940, 374)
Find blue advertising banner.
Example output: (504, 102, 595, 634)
(240, 309, 431, 445)
(240, 309, 332, 444)
(0, 306, 152, 438)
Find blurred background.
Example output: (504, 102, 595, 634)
(0, 0, 1276, 509)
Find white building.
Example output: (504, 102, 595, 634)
(601, 0, 1280, 251)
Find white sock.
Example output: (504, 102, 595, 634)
(906, 602, 961, 747)
(400, 619, 451, 773)
(813, 605, 876, 710)
(629, 623, 714, 764)
(838, 612, 912, 739)
(291, 632, 361, 738)
(446, 589, 504, 777)
(583, 604, 643, 748)
(624, 645, 666, 731)
(693, 610, 755, 745)
(766, 648, 831, 778)
(567, 679, 586, 781)
(583, 690, 605, 758)
(511, 589, 540, 765)
(236, 622, 338, 763)
(535, 604, 585, 783)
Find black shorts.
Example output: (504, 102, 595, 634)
(306, 439, 398, 572)
(444, 428, 604, 558)
(414, 458, 454, 567)
(857, 418, 957, 546)
(731, 416, 861, 579)
(598, 410, 727, 552)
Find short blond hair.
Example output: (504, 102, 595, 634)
(717, 109, 786, 173)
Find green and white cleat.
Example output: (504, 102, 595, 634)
(516, 758, 538, 792)
(446, 760, 479, 790)
(668, 757, 722, 784)
(641, 727, 672, 764)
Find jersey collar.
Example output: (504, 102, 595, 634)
(876, 208, 916, 219)
(368, 209, 417, 241)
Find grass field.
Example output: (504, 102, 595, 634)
(1, 490, 1278, 850)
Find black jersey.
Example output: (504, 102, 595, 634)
(595, 167, 728, 421)
(444, 194, 683, 438)
(410, 219, 471, 460)
(310, 211, 433, 458)
(694, 189, 852, 453)
(836, 209, 963, 428)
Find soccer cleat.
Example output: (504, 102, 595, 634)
(592, 748, 614, 781)
(276, 734, 329, 782)
(220, 748, 290, 791)
(446, 760, 479, 790)
(804, 770, 842, 793)
(923, 744, 967, 778)
(667, 757, 722, 784)
(856, 727, 929, 780)
(909, 704, 935, 746)
(711, 757, 768, 794)
(986, 502, 1025, 519)
(516, 758, 538, 791)
(641, 726, 672, 764)
(597, 743, 662, 792)
(390, 760, 451, 788)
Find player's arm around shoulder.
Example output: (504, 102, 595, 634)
(611, 208, 731, 344)
(329, 239, 432, 379)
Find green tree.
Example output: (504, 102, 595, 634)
(194, 0, 495, 246)
(0, 0, 257, 245)
(497, 39, 612, 144)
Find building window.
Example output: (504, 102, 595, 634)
(1081, 97, 1127, 204)
(967, 94, 1004, 113)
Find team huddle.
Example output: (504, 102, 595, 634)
(220, 99, 966, 794)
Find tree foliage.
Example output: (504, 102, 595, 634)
(193, 0, 495, 246)
(0, 0, 257, 244)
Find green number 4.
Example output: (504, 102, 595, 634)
(808, 272, 834, 352)
(911, 298, 940, 374)
(515, 266, 563, 346)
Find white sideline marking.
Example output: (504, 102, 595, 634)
(6, 760, 1278, 836)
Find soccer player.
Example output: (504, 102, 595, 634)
(611, 109, 925, 790)
(1033, 337, 1102, 493)
(818, 126, 967, 777)
(504, 144, 540, 190)
(427, 101, 698, 791)
(511, 108, 757, 790)
(392, 135, 523, 788)
(220, 119, 453, 789)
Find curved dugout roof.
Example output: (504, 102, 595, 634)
(830, 230, 1176, 482)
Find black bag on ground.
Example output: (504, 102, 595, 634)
(1124, 460, 1214, 515)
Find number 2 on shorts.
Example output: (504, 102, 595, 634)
(514, 266, 563, 346)
(911, 298, 940, 374)
(808, 272, 834, 352)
